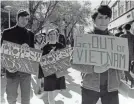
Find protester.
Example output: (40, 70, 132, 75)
(120, 24, 134, 87)
(1, 10, 34, 104)
(34, 33, 46, 50)
(38, 29, 66, 104)
(115, 26, 124, 37)
(71, 5, 124, 104)
(31, 33, 46, 95)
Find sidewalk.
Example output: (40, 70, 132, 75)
(1, 68, 134, 104)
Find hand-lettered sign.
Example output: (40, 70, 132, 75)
(73, 34, 129, 71)
(1, 40, 42, 75)
(40, 47, 72, 77)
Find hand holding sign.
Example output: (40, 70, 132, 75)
(7, 68, 18, 73)
(40, 48, 72, 77)
(94, 63, 110, 73)
(21, 43, 30, 50)
(73, 34, 129, 71)
(1, 41, 42, 74)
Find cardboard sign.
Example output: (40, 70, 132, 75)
(73, 34, 129, 71)
(40, 48, 72, 77)
(1, 40, 42, 75)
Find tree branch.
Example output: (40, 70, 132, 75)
(33, 1, 42, 14)
(47, 1, 59, 19)
(67, 20, 78, 39)
(34, 1, 59, 34)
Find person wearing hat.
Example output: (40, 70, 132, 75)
(1, 10, 34, 104)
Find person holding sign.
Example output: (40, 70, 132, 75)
(38, 29, 66, 104)
(1, 10, 34, 104)
(31, 33, 46, 94)
(71, 5, 124, 104)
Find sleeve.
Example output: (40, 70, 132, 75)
(120, 34, 125, 38)
(57, 42, 65, 49)
(1, 30, 8, 45)
(29, 31, 35, 48)
(1, 32, 4, 45)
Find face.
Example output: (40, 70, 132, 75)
(48, 31, 58, 44)
(93, 13, 110, 31)
(36, 35, 43, 43)
(17, 15, 29, 27)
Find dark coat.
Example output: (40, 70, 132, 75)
(120, 31, 134, 61)
(1, 25, 34, 78)
(38, 42, 66, 91)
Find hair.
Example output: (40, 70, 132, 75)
(47, 29, 58, 37)
(42, 32, 46, 36)
(17, 10, 29, 20)
(56, 28, 60, 33)
(118, 26, 122, 31)
(92, 5, 112, 20)
(123, 24, 131, 30)
(34, 34, 44, 44)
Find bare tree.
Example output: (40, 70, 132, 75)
(28, 1, 59, 33)
(48, 1, 91, 43)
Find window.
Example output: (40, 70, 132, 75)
(130, 1, 134, 9)
(110, 7, 114, 21)
(119, 1, 125, 16)
(113, 2, 118, 19)
(126, 0, 131, 11)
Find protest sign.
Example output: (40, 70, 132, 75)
(73, 34, 129, 71)
(40, 47, 72, 77)
(1, 40, 42, 75)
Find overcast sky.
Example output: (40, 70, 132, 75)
(78, 0, 102, 10)
(90, 0, 102, 9)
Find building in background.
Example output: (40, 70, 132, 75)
(101, 0, 134, 35)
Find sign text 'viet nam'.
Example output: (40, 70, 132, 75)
(73, 34, 129, 71)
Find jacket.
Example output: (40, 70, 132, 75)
(120, 31, 134, 61)
(38, 42, 65, 78)
(71, 28, 124, 92)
